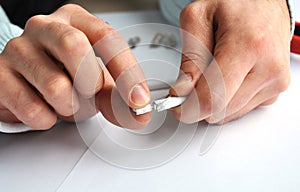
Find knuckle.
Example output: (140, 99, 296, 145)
(18, 102, 44, 123)
(261, 97, 279, 106)
(4, 37, 36, 70)
(5, 37, 24, 57)
(246, 24, 275, 53)
(44, 74, 71, 101)
(25, 15, 46, 30)
(180, 2, 212, 25)
(59, 29, 88, 55)
(44, 21, 64, 35)
(181, 52, 209, 73)
(268, 61, 290, 93)
(5, 37, 18, 50)
(59, 3, 84, 12)
(96, 27, 117, 41)
(276, 75, 290, 93)
(180, 2, 204, 20)
(248, 34, 269, 51)
(180, 4, 199, 23)
(29, 61, 45, 84)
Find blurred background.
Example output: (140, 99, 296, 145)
(0, 0, 159, 28)
(68, 0, 159, 12)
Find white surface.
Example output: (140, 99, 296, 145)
(293, 0, 300, 21)
(0, 122, 87, 192)
(0, 10, 300, 192)
(59, 55, 300, 192)
(0, 122, 33, 133)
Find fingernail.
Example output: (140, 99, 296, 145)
(130, 84, 150, 107)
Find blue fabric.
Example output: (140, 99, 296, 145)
(159, 0, 193, 26)
(0, 6, 23, 53)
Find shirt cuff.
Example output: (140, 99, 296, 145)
(0, 6, 23, 52)
(0, 22, 23, 53)
(159, 0, 194, 26)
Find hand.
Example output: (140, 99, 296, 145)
(170, 0, 291, 124)
(0, 4, 151, 130)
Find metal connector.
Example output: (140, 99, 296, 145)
(132, 96, 187, 115)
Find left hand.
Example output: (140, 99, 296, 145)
(0, 4, 151, 130)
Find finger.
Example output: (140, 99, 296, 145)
(173, 23, 262, 123)
(207, 64, 290, 124)
(25, 5, 150, 109)
(214, 69, 288, 124)
(172, 59, 227, 124)
(85, 20, 150, 109)
(0, 109, 20, 123)
(0, 69, 57, 130)
(95, 67, 151, 130)
(217, 95, 279, 125)
(60, 66, 151, 129)
(58, 95, 98, 123)
(9, 37, 80, 117)
(58, 4, 150, 108)
(205, 70, 263, 123)
(96, 86, 151, 130)
(260, 96, 279, 106)
(170, 2, 216, 96)
(61, 88, 151, 130)
(24, 15, 103, 99)
(0, 101, 20, 123)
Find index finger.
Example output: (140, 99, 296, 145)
(55, 4, 151, 109)
(170, 2, 216, 96)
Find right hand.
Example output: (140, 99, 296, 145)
(170, 0, 291, 124)
(0, 4, 151, 130)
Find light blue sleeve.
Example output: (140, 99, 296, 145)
(0, 6, 23, 53)
(159, 0, 193, 26)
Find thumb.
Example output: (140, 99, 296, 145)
(170, 1, 217, 96)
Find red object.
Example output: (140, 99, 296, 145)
(291, 21, 300, 54)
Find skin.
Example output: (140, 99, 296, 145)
(0, 0, 292, 129)
(170, 0, 291, 124)
(0, 4, 151, 130)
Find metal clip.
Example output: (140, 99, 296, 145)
(132, 96, 187, 115)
